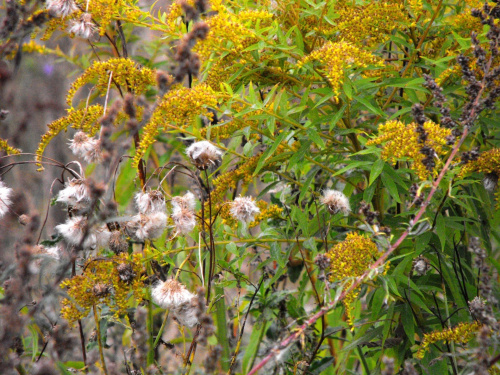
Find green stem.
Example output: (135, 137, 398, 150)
(93, 305, 108, 375)
(215, 284, 231, 371)
(146, 258, 155, 366)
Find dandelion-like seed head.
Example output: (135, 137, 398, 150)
(172, 208, 196, 235)
(0, 180, 13, 218)
(55, 216, 110, 249)
(320, 189, 350, 215)
(69, 131, 102, 163)
(173, 298, 199, 327)
(57, 178, 91, 209)
(69, 13, 96, 39)
(483, 172, 499, 192)
(186, 140, 222, 170)
(172, 191, 196, 212)
(128, 212, 167, 240)
(152, 279, 196, 309)
(135, 189, 166, 214)
(47, 0, 77, 18)
(412, 255, 431, 276)
(229, 196, 260, 223)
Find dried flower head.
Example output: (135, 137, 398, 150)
(186, 140, 222, 170)
(117, 263, 136, 284)
(320, 189, 350, 215)
(56, 216, 110, 249)
(69, 13, 96, 39)
(172, 207, 197, 235)
(229, 196, 260, 224)
(151, 279, 199, 327)
(127, 212, 167, 240)
(57, 178, 91, 209)
(412, 255, 431, 276)
(109, 231, 129, 254)
(68, 131, 103, 163)
(314, 253, 331, 270)
(93, 283, 111, 298)
(135, 189, 166, 214)
(46, 0, 77, 18)
(483, 172, 499, 192)
(171, 191, 196, 212)
(0, 180, 13, 218)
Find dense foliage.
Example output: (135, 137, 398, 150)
(1, 0, 500, 374)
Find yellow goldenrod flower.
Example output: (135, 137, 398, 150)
(327, 233, 379, 326)
(60, 253, 145, 325)
(298, 42, 383, 99)
(366, 120, 452, 180)
(416, 322, 481, 359)
(67, 58, 156, 106)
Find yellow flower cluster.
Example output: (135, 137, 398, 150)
(327, 233, 379, 326)
(67, 58, 156, 106)
(447, 0, 484, 36)
(163, 0, 190, 35)
(416, 322, 481, 359)
(36, 105, 104, 167)
(249, 201, 283, 228)
(60, 253, 145, 325)
(0, 138, 21, 155)
(204, 54, 241, 91)
(210, 154, 261, 206)
(40, 16, 68, 41)
(194, 3, 272, 60)
(366, 120, 452, 180)
(298, 42, 383, 98)
(40, 0, 144, 40)
(460, 149, 500, 178)
(330, 1, 406, 47)
(133, 85, 218, 168)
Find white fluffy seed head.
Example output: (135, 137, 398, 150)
(69, 13, 96, 39)
(186, 141, 222, 170)
(128, 212, 167, 240)
(46, 0, 77, 17)
(171, 191, 196, 212)
(69, 131, 102, 163)
(151, 279, 196, 310)
(55, 216, 110, 249)
(172, 208, 196, 235)
(230, 196, 260, 223)
(173, 300, 199, 328)
(320, 189, 350, 215)
(135, 190, 166, 214)
(152, 280, 199, 327)
(0, 180, 13, 218)
(57, 179, 91, 209)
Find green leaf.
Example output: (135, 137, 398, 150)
(253, 130, 288, 176)
(402, 305, 415, 344)
(369, 159, 385, 186)
(355, 95, 386, 117)
(270, 242, 286, 268)
(436, 214, 446, 251)
(382, 174, 401, 203)
(307, 128, 326, 148)
(309, 357, 336, 375)
(329, 104, 347, 131)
